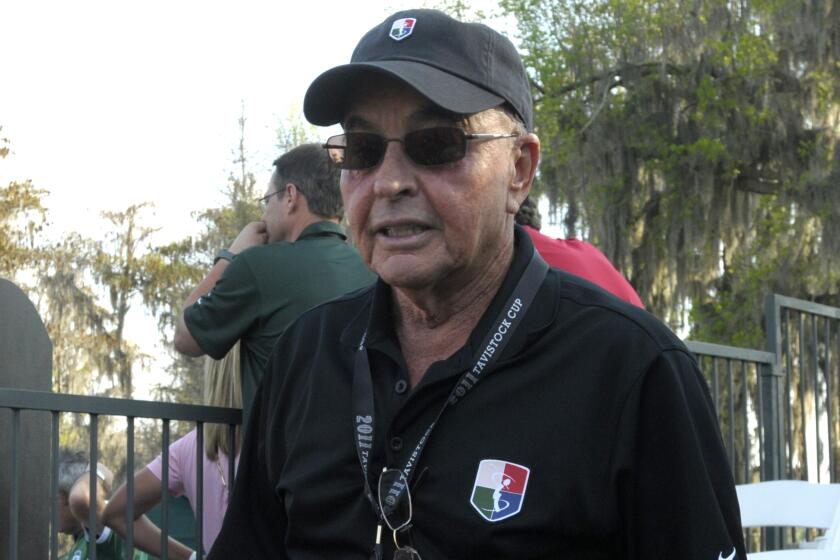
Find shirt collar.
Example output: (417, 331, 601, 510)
(340, 225, 554, 359)
(296, 220, 347, 241)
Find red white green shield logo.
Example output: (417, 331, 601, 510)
(389, 18, 416, 41)
(470, 459, 530, 522)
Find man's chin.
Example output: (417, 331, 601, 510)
(379, 271, 434, 291)
(374, 259, 445, 292)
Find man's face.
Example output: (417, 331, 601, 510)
(262, 174, 290, 243)
(339, 78, 528, 292)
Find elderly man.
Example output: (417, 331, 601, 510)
(209, 9, 745, 560)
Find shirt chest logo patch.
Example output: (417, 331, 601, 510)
(469, 459, 530, 522)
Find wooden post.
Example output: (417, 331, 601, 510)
(0, 278, 51, 559)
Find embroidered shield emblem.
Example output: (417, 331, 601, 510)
(470, 459, 530, 522)
(389, 17, 416, 41)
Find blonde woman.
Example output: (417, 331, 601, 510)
(104, 345, 242, 559)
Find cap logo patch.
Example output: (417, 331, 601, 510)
(389, 17, 416, 41)
(470, 459, 530, 522)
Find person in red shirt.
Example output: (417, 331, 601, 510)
(516, 197, 644, 308)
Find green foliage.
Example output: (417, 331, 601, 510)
(425, 0, 491, 21)
(501, 0, 840, 339)
(35, 234, 109, 395)
(198, 106, 263, 257)
(89, 203, 159, 398)
(2, 139, 165, 482)
(144, 107, 262, 405)
(146, 167, 260, 404)
(0, 180, 46, 275)
(1, 106, 276, 481)
(275, 105, 319, 154)
(0, 143, 47, 279)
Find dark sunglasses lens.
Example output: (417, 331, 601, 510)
(405, 127, 466, 165)
(327, 132, 385, 170)
(378, 469, 411, 530)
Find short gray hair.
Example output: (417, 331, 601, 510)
(465, 105, 527, 136)
(58, 448, 88, 495)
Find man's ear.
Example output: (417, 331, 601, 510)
(285, 183, 299, 210)
(286, 183, 311, 215)
(506, 133, 540, 214)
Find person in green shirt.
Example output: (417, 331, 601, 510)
(58, 448, 153, 560)
(174, 143, 376, 433)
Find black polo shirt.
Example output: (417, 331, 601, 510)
(209, 227, 746, 560)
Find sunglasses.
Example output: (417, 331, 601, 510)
(377, 468, 422, 560)
(256, 184, 306, 210)
(256, 190, 282, 209)
(323, 127, 519, 170)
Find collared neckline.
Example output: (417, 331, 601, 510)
(340, 225, 557, 379)
(296, 220, 347, 241)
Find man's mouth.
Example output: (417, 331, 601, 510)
(382, 224, 427, 238)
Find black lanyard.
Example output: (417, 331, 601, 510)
(352, 249, 549, 520)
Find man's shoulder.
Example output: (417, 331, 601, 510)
(235, 235, 366, 268)
(236, 242, 292, 262)
(226, 243, 307, 284)
(258, 282, 373, 394)
(233, 237, 373, 301)
(278, 282, 374, 342)
(295, 281, 375, 321)
(546, 268, 683, 353)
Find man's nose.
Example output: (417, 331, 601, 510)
(372, 140, 417, 198)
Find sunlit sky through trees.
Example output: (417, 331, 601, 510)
(1, 0, 530, 399)
(2, 1, 402, 244)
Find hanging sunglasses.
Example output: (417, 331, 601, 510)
(323, 127, 518, 170)
(377, 468, 422, 560)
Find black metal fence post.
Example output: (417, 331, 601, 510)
(0, 389, 241, 560)
(764, 294, 785, 483)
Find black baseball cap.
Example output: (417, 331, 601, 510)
(303, 9, 533, 131)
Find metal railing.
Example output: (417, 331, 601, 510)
(0, 388, 241, 560)
(3, 293, 838, 557)
(682, 294, 840, 485)
(685, 294, 840, 551)
(684, 339, 782, 552)
(766, 295, 840, 484)
(685, 340, 777, 485)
